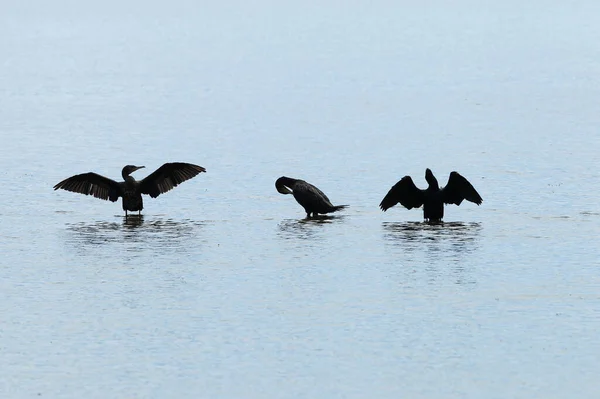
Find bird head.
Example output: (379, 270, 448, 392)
(425, 168, 439, 188)
(122, 165, 145, 178)
(275, 177, 294, 195)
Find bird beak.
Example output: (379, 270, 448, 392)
(277, 185, 293, 195)
(135, 166, 146, 171)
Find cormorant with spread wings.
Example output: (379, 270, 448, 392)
(54, 163, 205, 217)
(379, 169, 482, 221)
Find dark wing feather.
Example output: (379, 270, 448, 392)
(293, 181, 334, 207)
(53, 173, 121, 202)
(139, 162, 206, 198)
(379, 176, 425, 211)
(308, 183, 332, 204)
(441, 171, 482, 206)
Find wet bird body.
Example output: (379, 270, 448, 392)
(276, 176, 347, 217)
(120, 167, 145, 213)
(54, 163, 206, 217)
(380, 169, 482, 221)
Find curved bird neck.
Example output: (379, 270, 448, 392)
(123, 175, 137, 184)
(275, 176, 298, 195)
(278, 177, 298, 187)
(425, 169, 439, 190)
(122, 168, 137, 182)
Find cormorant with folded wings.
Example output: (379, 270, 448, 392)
(276, 176, 348, 218)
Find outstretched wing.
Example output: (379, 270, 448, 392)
(53, 173, 121, 202)
(379, 176, 425, 211)
(441, 171, 482, 206)
(139, 162, 206, 198)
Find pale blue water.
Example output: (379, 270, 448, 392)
(1, 1, 600, 398)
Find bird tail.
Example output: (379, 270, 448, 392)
(329, 205, 348, 213)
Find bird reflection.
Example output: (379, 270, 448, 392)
(277, 215, 343, 240)
(383, 221, 482, 286)
(64, 217, 205, 255)
(123, 214, 144, 228)
(382, 221, 481, 254)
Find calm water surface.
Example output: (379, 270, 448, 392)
(1, 1, 600, 398)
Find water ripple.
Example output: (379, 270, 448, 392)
(63, 216, 207, 257)
(277, 215, 346, 240)
(382, 221, 482, 254)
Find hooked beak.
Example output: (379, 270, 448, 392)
(135, 166, 145, 171)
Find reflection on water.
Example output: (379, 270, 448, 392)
(383, 221, 483, 286)
(123, 215, 145, 228)
(580, 211, 600, 217)
(277, 215, 344, 240)
(64, 216, 206, 257)
(383, 221, 482, 255)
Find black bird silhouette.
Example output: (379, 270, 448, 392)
(275, 176, 348, 218)
(54, 163, 206, 217)
(379, 169, 482, 221)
